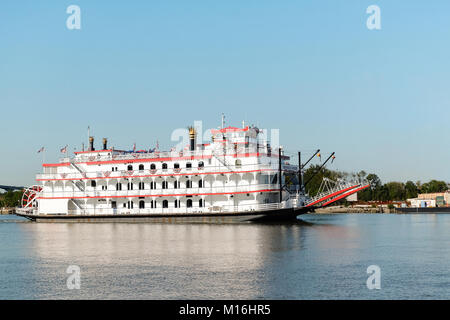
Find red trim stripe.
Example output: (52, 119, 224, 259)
(42, 152, 288, 168)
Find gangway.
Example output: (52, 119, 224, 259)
(304, 177, 370, 208)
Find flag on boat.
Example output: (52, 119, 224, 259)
(37, 147, 44, 153)
(148, 147, 156, 153)
(331, 155, 336, 163)
(60, 145, 67, 153)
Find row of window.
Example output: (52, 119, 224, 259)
(90, 180, 204, 190)
(117, 199, 203, 209)
(122, 161, 205, 172)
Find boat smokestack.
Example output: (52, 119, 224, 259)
(189, 127, 196, 151)
(89, 136, 95, 151)
(102, 138, 108, 150)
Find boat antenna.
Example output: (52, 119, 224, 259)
(221, 113, 225, 129)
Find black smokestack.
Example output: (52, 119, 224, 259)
(89, 136, 95, 151)
(103, 138, 107, 150)
(189, 127, 196, 151)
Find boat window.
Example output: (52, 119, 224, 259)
(162, 163, 168, 170)
(174, 163, 180, 169)
(271, 174, 278, 185)
(162, 200, 168, 208)
(139, 200, 145, 209)
(186, 162, 192, 169)
(199, 199, 203, 207)
(235, 159, 242, 168)
(187, 199, 193, 208)
(127, 165, 133, 171)
(198, 180, 203, 188)
(139, 164, 144, 171)
(198, 161, 204, 168)
(150, 164, 156, 170)
(91, 180, 96, 187)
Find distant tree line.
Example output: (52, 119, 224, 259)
(303, 165, 449, 201)
(0, 190, 23, 208)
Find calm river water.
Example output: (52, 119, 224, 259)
(0, 213, 449, 299)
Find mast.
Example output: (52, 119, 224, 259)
(304, 152, 335, 187)
(279, 147, 283, 203)
(298, 151, 303, 192)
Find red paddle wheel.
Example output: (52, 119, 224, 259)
(21, 185, 42, 208)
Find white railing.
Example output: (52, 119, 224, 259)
(36, 163, 279, 181)
(38, 184, 280, 199)
(66, 201, 288, 216)
(73, 145, 274, 163)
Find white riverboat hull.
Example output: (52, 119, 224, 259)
(15, 207, 312, 223)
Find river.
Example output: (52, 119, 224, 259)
(0, 213, 449, 299)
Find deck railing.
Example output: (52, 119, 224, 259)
(66, 201, 287, 216)
(37, 163, 279, 181)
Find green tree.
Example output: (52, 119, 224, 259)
(420, 180, 448, 193)
(405, 181, 418, 199)
(385, 182, 405, 200)
(0, 191, 23, 207)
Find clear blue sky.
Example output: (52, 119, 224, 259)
(1, 0, 449, 186)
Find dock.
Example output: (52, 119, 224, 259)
(0, 208, 15, 215)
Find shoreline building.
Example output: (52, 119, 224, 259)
(407, 191, 450, 208)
